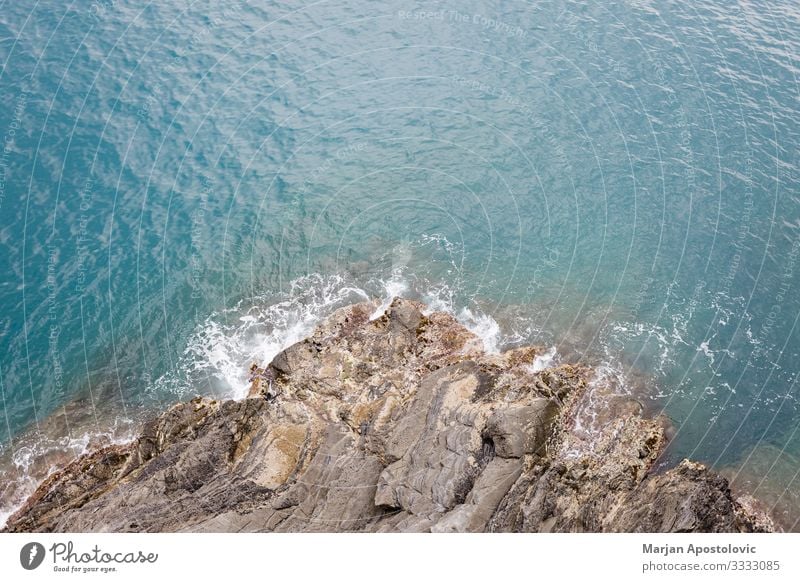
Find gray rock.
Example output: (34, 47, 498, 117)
(2, 298, 775, 533)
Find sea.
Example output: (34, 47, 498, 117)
(1, 0, 799, 528)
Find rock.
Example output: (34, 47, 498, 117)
(485, 400, 556, 458)
(604, 460, 770, 532)
(432, 458, 523, 532)
(2, 298, 775, 533)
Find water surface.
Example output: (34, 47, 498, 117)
(1, 0, 799, 527)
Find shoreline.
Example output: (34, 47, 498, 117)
(2, 297, 777, 533)
(1, 289, 637, 527)
(0, 397, 140, 530)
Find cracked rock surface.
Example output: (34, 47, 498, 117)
(3, 298, 774, 532)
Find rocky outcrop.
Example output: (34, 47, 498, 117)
(2, 298, 774, 532)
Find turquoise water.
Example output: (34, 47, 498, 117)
(1, 0, 799, 524)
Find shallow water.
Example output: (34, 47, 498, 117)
(1, 0, 799, 526)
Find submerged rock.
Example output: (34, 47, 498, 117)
(2, 298, 774, 532)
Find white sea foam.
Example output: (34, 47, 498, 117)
(531, 346, 557, 372)
(370, 272, 409, 320)
(173, 273, 371, 399)
(698, 341, 714, 363)
(561, 360, 634, 459)
(0, 511, 12, 530)
(457, 307, 502, 354)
